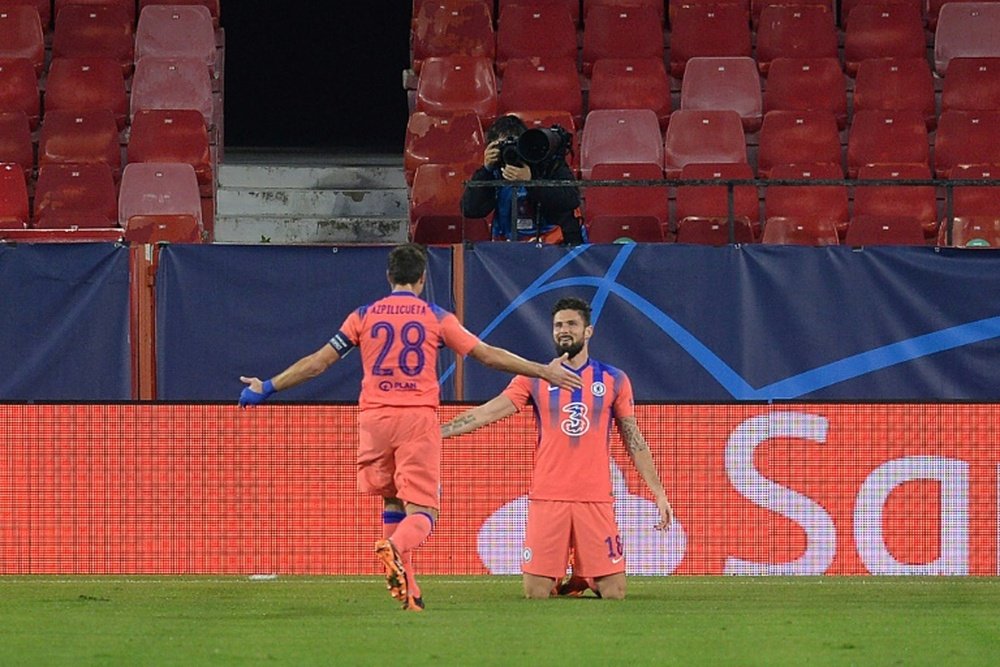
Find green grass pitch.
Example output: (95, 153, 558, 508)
(0, 576, 998, 666)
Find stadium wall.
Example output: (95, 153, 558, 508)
(1, 403, 997, 576)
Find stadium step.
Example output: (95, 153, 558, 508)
(214, 153, 409, 244)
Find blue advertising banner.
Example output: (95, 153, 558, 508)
(460, 243, 1000, 401)
(156, 245, 456, 400)
(0, 243, 130, 399)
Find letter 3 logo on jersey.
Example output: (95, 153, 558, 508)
(591, 381, 606, 396)
(561, 402, 590, 436)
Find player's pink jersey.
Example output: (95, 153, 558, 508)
(333, 291, 480, 410)
(502, 357, 635, 502)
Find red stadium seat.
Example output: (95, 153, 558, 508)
(934, 2, 1000, 75)
(950, 164, 1000, 217)
(409, 163, 485, 240)
(941, 57, 1000, 113)
(582, 5, 664, 76)
(54, 0, 134, 25)
(403, 110, 484, 187)
(34, 163, 118, 228)
(589, 58, 671, 130)
(663, 110, 747, 179)
(676, 162, 759, 235)
(119, 162, 204, 242)
(415, 55, 498, 125)
(587, 215, 665, 242)
(669, 0, 752, 22)
(131, 56, 215, 129)
(38, 109, 122, 180)
(52, 4, 134, 77)
(140, 0, 221, 27)
(675, 215, 756, 244)
(853, 163, 938, 238)
(496, 4, 576, 72)
(934, 110, 1000, 178)
(752, 0, 833, 28)
(844, 5, 927, 77)
(0, 162, 28, 228)
(0, 111, 33, 180)
(761, 215, 840, 245)
(937, 216, 1000, 247)
(585, 0, 665, 24)
(845, 214, 928, 245)
(128, 109, 214, 197)
(841, 0, 923, 27)
(411, 216, 491, 245)
(136, 5, 218, 76)
(756, 5, 838, 75)
(853, 58, 936, 130)
(579, 109, 663, 179)
(847, 109, 930, 179)
(757, 110, 842, 179)
(412, 0, 494, 75)
(763, 58, 847, 130)
(668, 3, 752, 79)
(680, 57, 762, 133)
(926, 0, 993, 30)
(512, 110, 577, 133)
(764, 162, 849, 238)
(497, 0, 578, 26)
(45, 57, 129, 130)
(0, 0, 49, 30)
(0, 57, 38, 129)
(498, 58, 583, 129)
(584, 162, 669, 229)
(0, 5, 43, 74)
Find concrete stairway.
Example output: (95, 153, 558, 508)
(214, 152, 409, 244)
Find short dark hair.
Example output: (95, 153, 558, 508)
(387, 243, 427, 285)
(551, 297, 591, 326)
(486, 114, 528, 143)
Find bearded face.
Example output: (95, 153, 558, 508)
(552, 309, 591, 360)
(554, 334, 585, 359)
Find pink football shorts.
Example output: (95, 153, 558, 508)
(522, 499, 625, 579)
(356, 406, 440, 509)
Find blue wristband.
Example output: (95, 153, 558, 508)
(239, 378, 276, 408)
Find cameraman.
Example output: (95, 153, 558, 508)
(461, 115, 585, 245)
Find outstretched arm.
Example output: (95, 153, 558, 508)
(239, 343, 341, 407)
(441, 395, 518, 438)
(467, 342, 582, 390)
(617, 416, 674, 530)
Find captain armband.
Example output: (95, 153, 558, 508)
(328, 331, 356, 356)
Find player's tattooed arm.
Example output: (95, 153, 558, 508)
(619, 416, 650, 456)
(441, 413, 479, 438)
(441, 395, 518, 438)
(617, 415, 674, 530)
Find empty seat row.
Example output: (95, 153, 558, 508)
(408, 154, 1000, 244)
(408, 106, 1000, 186)
(0, 0, 221, 30)
(410, 2, 1000, 78)
(412, 52, 1000, 136)
(0, 161, 204, 243)
(0, 106, 213, 190)
(0, 54, 217, 130)
(0, 4, 218, 77)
